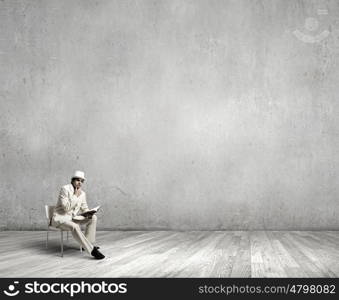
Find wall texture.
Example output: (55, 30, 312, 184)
(1, 0, 339, 230)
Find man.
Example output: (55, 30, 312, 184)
(52, 171, 105, 259)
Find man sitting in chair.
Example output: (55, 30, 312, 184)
(52, 171, 105, 259)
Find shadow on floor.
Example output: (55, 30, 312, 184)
(19, 234, 84, 257)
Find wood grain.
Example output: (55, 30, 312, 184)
(0, 231, 338, 277)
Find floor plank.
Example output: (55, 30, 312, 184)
(0, 231, 338, 277)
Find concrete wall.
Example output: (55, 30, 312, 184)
(1, 0, 339, 230)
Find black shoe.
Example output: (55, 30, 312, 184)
(82, 246, 100, 251)
(91, 246, 105, 259)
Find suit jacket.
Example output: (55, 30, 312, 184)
(52, 183, 89, 227)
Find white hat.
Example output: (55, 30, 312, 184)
(72, 170, 86, 181)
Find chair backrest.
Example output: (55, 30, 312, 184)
(45, 205, 55, 226)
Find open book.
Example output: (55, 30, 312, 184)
(81, 205, 101, 217)
(73, 205, 100, 221)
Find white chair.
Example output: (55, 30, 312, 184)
(45, 205, 82, 257)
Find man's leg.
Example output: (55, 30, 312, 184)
(74, 215, 97, 244)
(58, 221, 94, 254)
(84, 214, 97, 244)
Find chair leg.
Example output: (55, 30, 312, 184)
(61, 231, 64, 257)
(67, 231, 69, 241)
(46, 226, 49, 249)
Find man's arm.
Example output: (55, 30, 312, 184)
(58, 186, 71, 211)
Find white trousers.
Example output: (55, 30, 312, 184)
(57, 214, 97, 254)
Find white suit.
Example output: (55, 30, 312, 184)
(52, 184, 97, 254)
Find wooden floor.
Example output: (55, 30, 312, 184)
(0, 231, 338, 277)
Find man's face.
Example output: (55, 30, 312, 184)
(72, 178, 84, 189)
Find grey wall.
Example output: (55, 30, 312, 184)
(1, 0, 339, 230)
